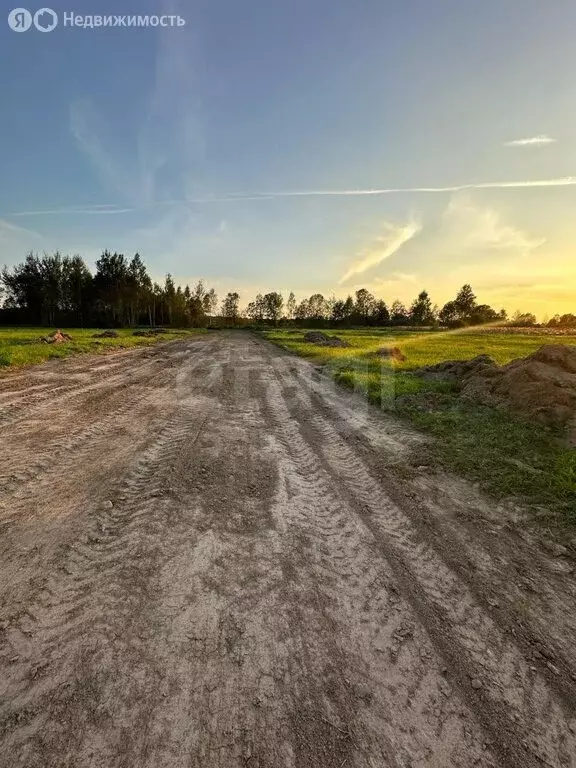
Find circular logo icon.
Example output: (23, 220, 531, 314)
(33, 7, 58, 32)
(8, 8, 32, 31)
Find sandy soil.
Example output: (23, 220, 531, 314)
(0, 331, 575, 768)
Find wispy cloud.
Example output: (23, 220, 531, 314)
(249, 176, 576, 199)
(8, 205, 135, 217)
(5, 175, 576, 219)
(0, 218, 42, 239)
(339, 219, 421, 284)
(441, 195, 545, 255)
(505, 135, 556, 147)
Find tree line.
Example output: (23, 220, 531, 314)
(0, 251, 217, 328)
(1, 250, 570, 329)
(245, 284, 508, 328)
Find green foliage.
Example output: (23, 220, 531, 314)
(1, 252, 219, 329)
(221, 292, 240, 323)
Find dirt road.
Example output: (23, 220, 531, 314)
(1, 332, 575, 768)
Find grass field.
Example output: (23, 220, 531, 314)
(263, 327, 576, 521)
(0, 327, 203, 370)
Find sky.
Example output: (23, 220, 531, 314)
(1, 0, 576, 318)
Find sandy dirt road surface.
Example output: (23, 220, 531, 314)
(1, 331, 575, 768)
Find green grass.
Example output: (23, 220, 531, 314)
(0, 327, 205, 370)
(263, 327, 576, 520)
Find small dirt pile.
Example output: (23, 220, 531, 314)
(40, 330, 73, 344)
(303, 331, 350, 348)
(133, 327, 170, 337)
(374, 346, 407, 362)
(93, 330, 119, 339)
(416, 354, 496, 382)
(418, 345, 576, 442)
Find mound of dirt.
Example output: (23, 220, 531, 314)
(416, 354, 496, 382)
(93, 330, 119, 339)
(375, 346, 407, 362)
(303, 331, 350, 348)
(40, 330, 73, 344)
(418, 345, 576, 441)
(133, 328, 170, 337)
(463, 345, 576, 436)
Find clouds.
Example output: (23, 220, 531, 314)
(339, 219, 421, 284)
(0, 219, 41, 238)
(440, 195, 545, 256)
(505, 135, 556, 147)
(6, 174, 576, 219)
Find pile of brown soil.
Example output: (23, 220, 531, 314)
(40, 330, 73, 344)
(374, 346, 407, 362)
(418, 345, 576, 442)
(416, 354, 495, 381)
(303, 331, 350, 348)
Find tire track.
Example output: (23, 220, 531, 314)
(260, 346, 576, 768)
(0, 371, 222, 766)
(267, 344, 576, 710)
(257, 369, 497, 766)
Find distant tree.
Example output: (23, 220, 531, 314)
(331, 299, 347, 324)
(163, 274, 177, 325)
(263, 292, 283, 325)
(342, 295, 354, 322)
(62, 254, 92, 326)
(409, 290, 435, 326)
(509, 310, 537, 327)
(454, 284, 477, 317)
(371, 299, 390, 326)
(438, 300, 459, 327)
(390, 299, 409, 326)
(126, 253, 151, 326)
(1, 253, 44, 323)
(354, 288, 376, 325)
(294, 298, 310, 321)
(221, 291, 240, 323)
(468, 304, 500, 325)
(307, 293, 328, 321)
(439, 285, 505, 328)
(93, 251, 130, 326)
(548, 313, 576, 327)
(203, 287, 218, 315)
(286, 291, 296, 320)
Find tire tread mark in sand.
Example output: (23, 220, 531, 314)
(0, 354, 223, 760)
(0, 338, 218, 505)
(260, 358, 576, 768)
(0, 339, 192, 432)
(265, 344, 576, 716)
(260, 381, 496, 767)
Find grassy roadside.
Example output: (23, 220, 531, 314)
(0, 327, 205, 371)
(263, 328, 576, 521)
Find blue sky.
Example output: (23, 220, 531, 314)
(1, 0, 576, 316)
